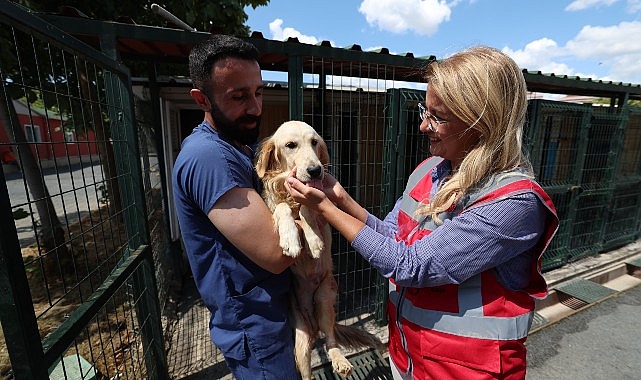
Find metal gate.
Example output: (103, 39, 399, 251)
(0, 2, 167, 379)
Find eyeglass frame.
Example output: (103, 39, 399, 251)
(417, 103, 447, 132)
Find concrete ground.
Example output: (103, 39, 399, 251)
(526, 279, 641, 379)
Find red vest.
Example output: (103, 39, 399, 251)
(388, 157, 559, 379)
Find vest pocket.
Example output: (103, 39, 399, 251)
(420, 329, 501, 374)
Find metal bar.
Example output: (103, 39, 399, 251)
(288, 54, 303, 120)
(151, 3, 196, 32)
(41, 245, 149, 363)
(0, 158, 47, 380)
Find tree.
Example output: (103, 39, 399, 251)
(0, 26, 70, 274)
(16, 0, 269, 36)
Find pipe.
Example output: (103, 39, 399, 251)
(150, 3, 196, 31)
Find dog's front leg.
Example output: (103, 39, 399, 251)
(273, 202, 302, 257)
(299, 205, 324, 259)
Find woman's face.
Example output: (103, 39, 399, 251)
(422, 86, 480, 170)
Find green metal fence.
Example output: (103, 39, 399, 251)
(0, 3, 168, 379)
(604, 107, 641, 250)
(525, 100, 641, 270)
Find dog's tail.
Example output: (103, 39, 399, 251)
(333, 324, 386, 352)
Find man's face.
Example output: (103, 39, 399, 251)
(208, 57, 264, 146)
(209, 97, 260, 146)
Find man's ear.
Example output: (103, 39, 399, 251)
(189, 89, 211, 112)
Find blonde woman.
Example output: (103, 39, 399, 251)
(286, 46, 559, 379)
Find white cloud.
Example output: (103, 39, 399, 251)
(628, 0, 641, 12)
(503, 21, 641, 84)
(565, 0, 641, 12)
(565, 21, 641, 82)
(502, 38, 577, 77)
(358, 0, 454, 36)
(565, 0, 619, 11)
(268, 18, 323, 45)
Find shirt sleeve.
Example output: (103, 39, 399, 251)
(176, 134, 255, 216)
(351, 192, 547, 289)
(363, 198, 401, 237)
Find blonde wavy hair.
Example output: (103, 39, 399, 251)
(417, 46, 532, 223)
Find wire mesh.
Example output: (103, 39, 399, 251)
(581, 109, 622, 191)
(0, 14, 165, 379)
(134, 95, 177, 314)
(47, 280, 156, 380)
(615, 108, 641, 178)
(300, 56, 396, 321)
(526, 101, 588, 188)
(603, 179, 641, 249)
(567, 190, 609, 259)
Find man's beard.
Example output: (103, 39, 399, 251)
(210, 100, 260, 146)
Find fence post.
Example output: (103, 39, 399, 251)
(104, 70, 169, 379)
(0, 168, 47, 379)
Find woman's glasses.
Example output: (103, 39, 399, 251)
(418, 103, 447, 132)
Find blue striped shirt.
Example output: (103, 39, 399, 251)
(351, 162, 547, 291)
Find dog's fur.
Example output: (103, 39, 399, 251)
(255, 121, 383, 379)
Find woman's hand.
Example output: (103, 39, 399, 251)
(286, 167, 331, 210)
(287, 167, 367, 242)
(320, 172, 346, 206)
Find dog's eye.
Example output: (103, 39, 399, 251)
(311, 139, 318, 146)
(285, 142, 297, 149)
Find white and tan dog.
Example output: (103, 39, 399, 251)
(255, 120, 382, 379)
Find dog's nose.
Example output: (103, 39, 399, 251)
(307, 165, 323, 179)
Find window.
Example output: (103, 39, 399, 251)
(24, 124, 41, 142)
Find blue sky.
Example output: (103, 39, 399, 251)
(246, 0, 641, 85)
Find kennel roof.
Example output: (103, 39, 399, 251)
(37, 9, 641, 102)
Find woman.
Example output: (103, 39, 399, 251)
(286, 46, 559, 379)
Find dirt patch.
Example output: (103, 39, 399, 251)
(1, 205, 142, 379)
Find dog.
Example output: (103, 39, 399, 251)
(255, 120, 383, 379)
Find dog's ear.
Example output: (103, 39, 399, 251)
(255, 138, 277, 179)
(318, 136, 330, 167)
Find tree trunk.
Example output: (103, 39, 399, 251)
(0, 84, 70, 277)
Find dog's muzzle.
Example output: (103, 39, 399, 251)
(303, 164, 324, 189)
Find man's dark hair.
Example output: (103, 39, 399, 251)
(189, 34, 260, 92)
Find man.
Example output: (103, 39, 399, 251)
(172, 34, 299, 379)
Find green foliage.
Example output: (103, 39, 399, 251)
(1, 27, 105, 137)
(15, 0, 269, 36)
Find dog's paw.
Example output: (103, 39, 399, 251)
(328, 348, 353, 378)
(279, 227, 302, 258)
(307, 235, 324, 259)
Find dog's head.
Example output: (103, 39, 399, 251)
(255, 121, 329, 187)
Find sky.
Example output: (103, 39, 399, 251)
(245, 0, 641, 86)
